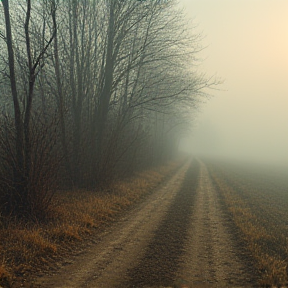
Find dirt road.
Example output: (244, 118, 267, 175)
(34, 160, 257, 288)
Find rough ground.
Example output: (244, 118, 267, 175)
(33, 159, 257, 288)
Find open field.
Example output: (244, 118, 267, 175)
(207, 159, 288, 287)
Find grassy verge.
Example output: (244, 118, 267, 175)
(208, 163, 288, 287)
(0, 160, 184, 287)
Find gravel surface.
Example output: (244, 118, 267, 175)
(33, 159, 257, 288)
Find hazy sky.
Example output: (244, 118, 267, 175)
(179, 0, 288, 165)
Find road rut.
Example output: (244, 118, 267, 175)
(177, 161, 257, 287)
(34, 160, 257, 288)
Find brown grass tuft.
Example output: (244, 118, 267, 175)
(0, 264, 11, 288)
(50, 225, 82, 242)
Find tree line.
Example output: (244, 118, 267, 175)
(0, 0, 215, 220)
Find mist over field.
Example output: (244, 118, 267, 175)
(179, 0, 288, 167)
(179, 119, 288, 167)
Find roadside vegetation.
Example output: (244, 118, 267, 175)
(208, 161, 288, 287)
(0, 160, 183, 287)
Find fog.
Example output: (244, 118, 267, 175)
(178, 0, 288, 166)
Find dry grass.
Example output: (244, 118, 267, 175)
(0, 264, 11, 287)
(0, 160, 182, 287)
(209, 165, 288, 287)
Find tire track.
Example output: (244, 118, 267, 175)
(177, 161, 257, 287)
(122, 160, 200, 288)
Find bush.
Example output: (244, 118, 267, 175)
(0, 114, 60, 221)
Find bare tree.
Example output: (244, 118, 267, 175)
(96, 0, 215, 171)
(0, 0, 57, 218)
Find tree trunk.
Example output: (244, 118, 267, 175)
(52, 0, 73, 183)
(2, 0, 25, 212)
(97, 0, 116, 168)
